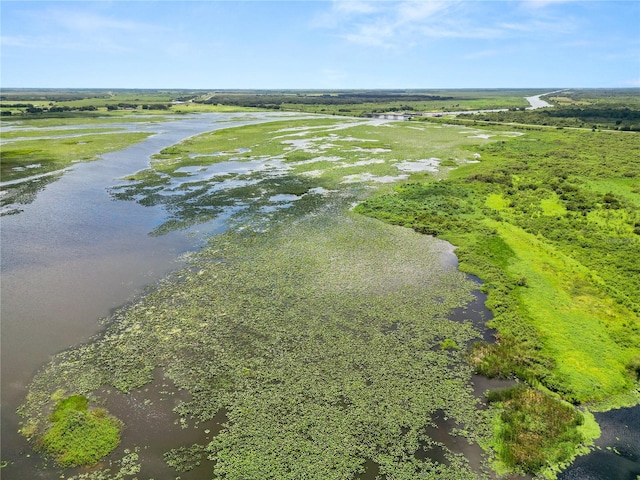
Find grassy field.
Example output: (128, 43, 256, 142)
(0, 89, 259, 118)
(196, 89, 534, 116)
(461, 88, 640, 130)
(1, 131, 152, 183)
(4, 88, 637, 122)
(1, 88, 539, 119)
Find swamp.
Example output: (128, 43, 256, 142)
(1, 89, 639, 479)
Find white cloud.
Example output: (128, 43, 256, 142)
(396, 1, 450, 23)
(462, 48, 505, 60)
(520, 0, 576, 10)
(312, 0, 381, 28)
(50, 11, 150, 32)
(314, 1, 528, 49)
(0, 33, 129, 53)
(320, 1, 460, 48)
(315, 0, 587, 49)
(333, 0, 381, 15)
(622, 78, 640, 87)
(3, 7, 170, 54)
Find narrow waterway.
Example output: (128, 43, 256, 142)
(524, 89, 566, 109)
(0, 111, 306, 476)
(560, 406, 640, 480)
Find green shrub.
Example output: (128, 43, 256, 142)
(40, 395, 121, 467)
(627, 356, 640, 380)
(487, 386, 584, 473)
(440, 338, 460, 350)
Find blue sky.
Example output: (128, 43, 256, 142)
(1, 1, 639, 89)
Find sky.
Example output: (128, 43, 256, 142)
(1, 0, 639, 89)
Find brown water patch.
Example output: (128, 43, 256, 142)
(93, 368, 227, 479)
(354, 458, 382, 480)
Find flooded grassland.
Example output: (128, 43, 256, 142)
(6, 117, 534, 479)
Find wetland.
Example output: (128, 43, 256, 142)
(1, 89, 639, 479)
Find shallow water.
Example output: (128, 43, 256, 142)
(560, 405, 640, 480)
(0, 112, 306, 478)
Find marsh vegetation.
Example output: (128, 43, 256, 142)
(37, 394, 121, 468)
(356, 123, 640, 475)
(2, 89, 638, 479)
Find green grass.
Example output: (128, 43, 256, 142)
(357, 128, 640, 402)
(356, 125, 640, 475)
(489, 221, 635, 401)
(486, 386, 587, 475)
(1, 114, 169, 128)
(462, 88, 640, 131)
(39, 395, 121, 467)
(196, 89, 537, 116)
(276, 96, 530, 116)
(1, 127, 124, 140)
(1, 132, 152, 183)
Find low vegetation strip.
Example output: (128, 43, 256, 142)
(1, 131, 152, 183)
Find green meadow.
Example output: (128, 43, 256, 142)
(357, 125, 639, 474)
(1, 88, 538, 119)
(458, 89, 640, 131)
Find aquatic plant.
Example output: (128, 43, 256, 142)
(486, 386, 584, 473)
(39, 395, 121, 467)
(19, 115, 624, 478)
